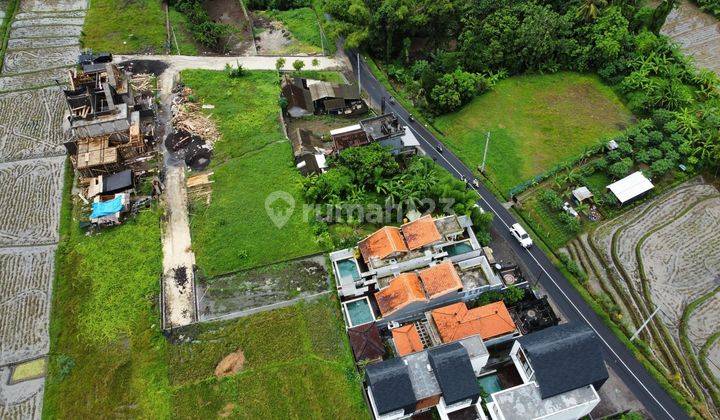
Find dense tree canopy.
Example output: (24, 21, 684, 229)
(303, 144, 491, 243)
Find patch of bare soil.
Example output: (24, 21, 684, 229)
(203, 0, 254, 54)
(252, 13, 293, 54)
(214, 349, 245, 378)
(218, 402, 237, 418)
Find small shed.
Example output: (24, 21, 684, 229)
(572, 186, 593, 204)
(607, 139, 619, 150)
(607, 171, 654, 204)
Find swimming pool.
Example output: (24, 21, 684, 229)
(477, 373, 503, 397)
(336, 258, 361, 283)
(445, 241, 474, 257)
(343, 298, 375, 327)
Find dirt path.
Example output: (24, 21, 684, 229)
(662, 0, 720, 75)
(158, 71, 197, 328)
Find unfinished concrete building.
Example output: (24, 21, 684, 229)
(62, 62, 156, 177)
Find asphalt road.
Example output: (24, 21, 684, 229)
(346, 49, 689, 420)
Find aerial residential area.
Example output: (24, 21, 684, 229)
(1, 0, 719, 419)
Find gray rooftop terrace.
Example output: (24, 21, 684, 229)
(491, 382, 599, 420)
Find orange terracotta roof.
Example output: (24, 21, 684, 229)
(401, 215, 442, 250)
(358, 226, 409, 264)
(419, 261, 463, 299)
(392, 324, 424, 356)
(431, 301, 516, 343)
(375, 273, 427, 316)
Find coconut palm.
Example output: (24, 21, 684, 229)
(577, 0, 607, 21)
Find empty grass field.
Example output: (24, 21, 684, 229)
(434, 72, 634, 195)
(169, 297, 367, 418)
(82, 0, 197, 55)
(183, 70, 322, 276)
(261, 7, 326, 54)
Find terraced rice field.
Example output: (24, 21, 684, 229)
(0, 157, 64, 246)
(0, 0, 85, 93)
(0, 88, 71, 162)
(566, 179, 720, 416)
(0, 246, 55, 365)
(662, 0, 720, 75)
(0, 0, 87, 417)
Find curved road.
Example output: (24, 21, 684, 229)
(346, 49, 688, 420)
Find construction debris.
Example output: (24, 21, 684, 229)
(187, 172, 214, 204)
(171, 101, 220, 145)
(60, 51, 160, 229)
(130, 73, 155, 94)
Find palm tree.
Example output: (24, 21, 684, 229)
(577, 0, 607, 21)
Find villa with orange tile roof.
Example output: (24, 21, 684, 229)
(375, 273, 427, 316)
(431, 301, 516, 343)
(391, 324, 425, 356)
(401, 214, 443, 250)
(358, 226, 408, 265)
(418, 261, 463, 299)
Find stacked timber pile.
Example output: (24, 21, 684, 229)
(171, 87, 220, 146)
(187, 172, 214, 204)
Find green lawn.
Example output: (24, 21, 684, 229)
(45, 172, 171, 418)
(169, 297, 368, 419)
(82, 0, 196, 55)
(261, 8, 324, 54)
(183, 70, 321, 276)
(434, 72, 634, 195)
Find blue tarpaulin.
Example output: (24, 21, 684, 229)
(90, 195, 124, 219)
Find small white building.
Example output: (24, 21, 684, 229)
(607, 171, 654, 205)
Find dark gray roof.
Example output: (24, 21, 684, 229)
(103, 170, 133, 194)
(518, 323, 609, 399)
(365, 358, 416, 415)
(427, 342, 480, 406)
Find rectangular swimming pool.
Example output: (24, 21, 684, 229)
(478, 373, 503, 397)
(336, 258, 361, 283)
(343, 297, 375, 327)
(444, 240, 474, 257)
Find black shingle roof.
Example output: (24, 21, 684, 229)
(365, 358, 416, 415)
(427, 342, 480, 406)
(518, 323, 609, 399)
(103, 170, 133, 194)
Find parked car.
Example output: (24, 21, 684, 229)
(510, 223, 533, 248)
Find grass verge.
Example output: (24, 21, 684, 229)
(0, 0, 18, 72)
(183, 70, 321, 276)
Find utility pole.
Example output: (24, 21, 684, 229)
(357, 53, 361, 97)
(630, 307, 661, 341)
(480, 131, 490, 173)
(317, 19, 325, 55)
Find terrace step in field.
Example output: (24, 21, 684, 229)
(0, 87, 72, 163)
